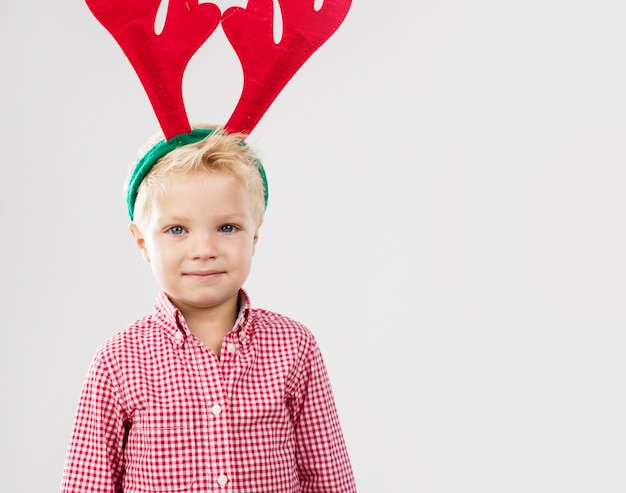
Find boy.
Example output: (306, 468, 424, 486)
(61, 126, 356, 492)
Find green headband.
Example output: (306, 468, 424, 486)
(126, 128, 268, 220)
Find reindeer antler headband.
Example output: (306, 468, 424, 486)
(85, 0, 352, 220)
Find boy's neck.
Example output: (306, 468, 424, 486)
(174, 294, 240, 358)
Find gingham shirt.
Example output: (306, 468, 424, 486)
(61, 290, 356, 493)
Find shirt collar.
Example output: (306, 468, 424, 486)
(153, 290, 253, 344)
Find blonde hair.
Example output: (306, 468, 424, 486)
(127, 124, 266, 229)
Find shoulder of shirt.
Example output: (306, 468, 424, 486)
(249, 307, 317, 341)
(91, 313, 163, 360)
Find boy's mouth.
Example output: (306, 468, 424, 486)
(184, 270, 224, 280)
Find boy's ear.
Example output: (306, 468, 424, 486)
(129, 223, 150, 263)
(252, 226, 260, 255)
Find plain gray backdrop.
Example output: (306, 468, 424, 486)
(2, 1, 626, 492)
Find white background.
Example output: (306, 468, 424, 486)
(2, 1, 626, 492)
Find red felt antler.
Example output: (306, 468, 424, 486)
(222, 0, 352, 135)
(85, 0, 221, 139)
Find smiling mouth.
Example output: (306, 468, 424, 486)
(184, 271, 224, 280)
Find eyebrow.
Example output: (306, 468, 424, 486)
(155, 215, 189, 223)
(217, 212, 249, 221)
(156, 212, 251, 224)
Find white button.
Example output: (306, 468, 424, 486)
(226, 343, 236, 353)
(174, 332, 183, 341)
(217, 474, 228, 486)
(211, 404, 222, 416)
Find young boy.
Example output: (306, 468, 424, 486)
(61, 126, 357, 492)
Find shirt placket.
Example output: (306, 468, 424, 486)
(189, 340, 234, 491)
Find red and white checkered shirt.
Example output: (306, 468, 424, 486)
(61, 290, 356, 493)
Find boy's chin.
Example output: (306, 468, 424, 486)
(167, 290, 241, 312)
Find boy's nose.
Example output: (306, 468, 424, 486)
(190, 232, 217, 259)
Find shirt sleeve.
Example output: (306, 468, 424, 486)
(291, 336, 357, 493)
(60, 350, 127, 493)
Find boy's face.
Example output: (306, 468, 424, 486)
(130, 170, 259, 320)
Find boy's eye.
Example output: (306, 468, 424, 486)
(168, 226, 186, 235)
(219, 224, 237, 233)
